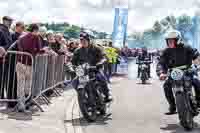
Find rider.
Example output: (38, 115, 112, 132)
(71, 31, 113, 103)
(159, 30, 200, 115)
(137, 47, 152, 78)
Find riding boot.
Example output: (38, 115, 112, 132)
(163, 79, 177, 115)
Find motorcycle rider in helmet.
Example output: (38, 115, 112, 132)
(159, 30, 200, 115)
(72, 31, 113, 103)
(137, 47, 152, 78)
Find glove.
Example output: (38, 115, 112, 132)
(159, 73, 167, 80)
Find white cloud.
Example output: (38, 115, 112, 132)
(0, 0, 199, 33)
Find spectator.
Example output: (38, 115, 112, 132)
(0, 16, 13, 50)
(16, 24, 48, 109)
(39, 26, 48, 48)
(59, 38, 68, 54)
(55, 33, 63, 43)
(47, 32, 65, 55)
(12, 21, 25, 42)
(17, 24, 44, 65)
(46, 30, 54, 42)
(55, 33, 66, 50)
(0, 16, 18, 108)
(47, 31, 60, 53)
(75, 41, 80, 48)
(104, 42, 118, 82)
(68, 41, 77, 53)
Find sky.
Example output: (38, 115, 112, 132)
(0, 0, 200, 33)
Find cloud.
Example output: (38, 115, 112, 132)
(79, 0, 200, 32)
(0, 0, 199, 33)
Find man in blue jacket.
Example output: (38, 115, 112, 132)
(0, 16, 18, 108)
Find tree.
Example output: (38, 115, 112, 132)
(98, 32, 107, 39)
(153, 21, 162, 32)
(64, 25, 81, 38)
(177, 14, 193, 32)
(168, 15, 177, 29)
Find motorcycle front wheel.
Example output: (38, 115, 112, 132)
(77, 88, 97, 122)
(141, 71, 147, 84)
(176, 92, 194, 131)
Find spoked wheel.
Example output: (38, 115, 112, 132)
(96, 85, 107, 116)
(176, 93, 194, 131)
(141, 71, 147, 84)
(142, 79, 146, 84)
(78, 89, 97, 122)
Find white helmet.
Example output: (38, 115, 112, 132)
(164, 30, 182, 45)
(39, 26, 47, 33)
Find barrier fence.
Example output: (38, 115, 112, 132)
(0, 51, 67, 112)
(0, 51, 128, 113)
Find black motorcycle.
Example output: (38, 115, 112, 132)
(156, 56, 162, 78)
(73, 63, 109, 122)
(168, 65, 199, 131)
(137, 60, 151, 84)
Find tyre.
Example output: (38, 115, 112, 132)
(78, 89, 97, 122)
(176, 92, 194, 131)
(99, 105, 107, 115)
(142, 79, 146, 84)
(96, 85, 107, 116)
(156, 63, 162, 77)
(141, 71, 147, 84)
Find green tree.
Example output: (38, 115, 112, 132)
(64, 25, 81, 38)
(153, 21, 162, 32)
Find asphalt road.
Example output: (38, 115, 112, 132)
(65, 63, 200, 133)
(1, 62, 200, 133)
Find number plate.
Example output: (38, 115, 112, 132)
(79, 75, 89, 83)
(173, 87, 183, 93)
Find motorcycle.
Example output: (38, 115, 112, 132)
(168, 65, 200, 131)
(137, 60, 152, 84)
(72, 63, 109, 122)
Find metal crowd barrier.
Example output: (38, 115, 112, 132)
(0, 51, 33, 110)
(28, 54, 66, 112)
(0, 51, 67, 112)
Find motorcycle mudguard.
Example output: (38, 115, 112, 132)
(96, 71, 108, 82)
(72, 78, 79, 89)
(141, 70, 147, 79)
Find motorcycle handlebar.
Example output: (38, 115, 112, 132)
(136, 61, 152, 64)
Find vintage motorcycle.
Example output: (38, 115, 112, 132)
(72, 63, 109, 122)
(168, 65, 200, 130)
(137, 60, 152, 84)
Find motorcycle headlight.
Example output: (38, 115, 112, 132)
(142, 64, 147, 67)
(171, 68, 184, 80)
(141, 64, 147, 69)
(76, 68, 84, 76)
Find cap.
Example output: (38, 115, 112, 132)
(2, 16, 13, 21)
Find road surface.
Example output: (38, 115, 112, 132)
(64, 63, 200, 133)
(0, 62, 200, 133)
